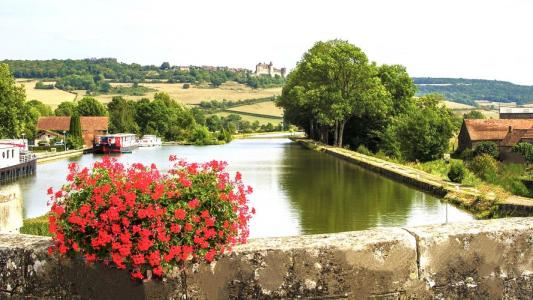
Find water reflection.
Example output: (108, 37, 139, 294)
(278, 142, 473, 234)
(0, 138, 473, 236)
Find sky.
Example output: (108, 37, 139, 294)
(1, 0, 532, 84)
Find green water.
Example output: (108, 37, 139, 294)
(0, 138, 473, 236)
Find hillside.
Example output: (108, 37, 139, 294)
(414, 77, 533, 106)
(1, 58, 285, 89)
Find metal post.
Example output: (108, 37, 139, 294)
(63, 130, 67, 151)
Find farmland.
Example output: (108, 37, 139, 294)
(443, 100, 499, 119)
(16, 79, 76, 106)
(215, 112, 282, 125)
(20, 80, 282, 108)
(225, 101, 283, 117)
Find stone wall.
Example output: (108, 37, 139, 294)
(0, 218, 531, 299)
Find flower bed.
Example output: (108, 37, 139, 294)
(47, 156, 253, 280)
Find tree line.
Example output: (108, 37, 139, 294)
(414, 77, 533, 105)
(0, 63, 281, 147)
(278, 40, 458, 162)
(2, 58, 285, 90)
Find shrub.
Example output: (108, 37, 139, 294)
(448, 161, 466, 183)
(513, 142, 533, 163)
(459, 148, 474, 161)
(468, 154, 499, 180)
(48, 157, 254, 280)
(474, 142, 499, 159)
(356, 145, 373, 156)
(182, 83, 190, 89)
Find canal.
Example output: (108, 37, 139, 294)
(0, 138, 473, 237)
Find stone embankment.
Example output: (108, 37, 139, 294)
(293, 138, 533, 217)
(36, 149, 85, 164)
(0, 218, 531, 299)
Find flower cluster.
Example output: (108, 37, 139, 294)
(48, 156, 253, 280)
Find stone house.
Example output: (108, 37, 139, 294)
(36, 116, 109, 148)
(457, 119, 533, 162)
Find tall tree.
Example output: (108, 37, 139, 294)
(382, 94, 456, 161)
(55, 101, 77, 116)
(278, 40, 390, 147)
(76, 97, 107, 116)
(0, 64, 29, 138)
(107, 96, 139, 133)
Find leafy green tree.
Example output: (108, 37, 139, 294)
(160, 62, 170, 70)
(55, 101, 77, 116)
(382, 94, 456, 161)
(0, 64, 29, 138)
(377, 64, 416, 115)
(278, 40, 390, 147)
(463, 110, 485, 119)
(107, 96, 139, 133)
(76, 97, 107, 116)
(27, 100, 53, 116)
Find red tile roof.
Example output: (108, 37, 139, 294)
(36, 116, 70, 131)
(464, 119, 533, 142)
(501, 129, 528, 147)
(80, 117, 109, 132)
(37, 116, 108, 132)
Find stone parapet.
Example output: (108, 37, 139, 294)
(0, 218, 531, 299)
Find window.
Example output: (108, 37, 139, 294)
(6, 150, 9, 159)
(2, 151, 4, 159)
(12, 149, 14, 158)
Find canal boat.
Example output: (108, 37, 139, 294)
(93, 133, 138, 154)
(0, 139, 37, 184)
(138, 135, 162, 147)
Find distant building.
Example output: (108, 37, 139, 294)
(36, 116, 109, 148)
(255, 62, 286, 78)
(499, 107, 533, 119)
(457, 119, 533, 163)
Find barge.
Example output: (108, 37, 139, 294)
(138, 135, 162, 147)
(0, 140, 37, 184)
(93, 133, 138, 154)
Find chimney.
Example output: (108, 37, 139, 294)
(508, 126, 513, 133)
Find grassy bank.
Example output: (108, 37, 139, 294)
(20, 215, 50, 236)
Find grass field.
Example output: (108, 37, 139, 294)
(443, 100, 500, 119)
(443, 100, 475, 110)
(16, 79, 76, 107)
(215, 112, 282, 125)
(225, 101, 283, 117)
(21, 80, 282, 108)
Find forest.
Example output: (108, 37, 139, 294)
(414, 77, 533, 105)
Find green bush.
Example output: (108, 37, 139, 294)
(459, 148, 474, 161)
(468, 154, 499, 181)
(66, 136, 83, 149)
(182, 83, 191, 89)
(474, 142, 499, 159)
(513, 142, 533, 163)
(356, 145, 373, 156)
(448, 161, 466, 183)
(189, 126, 215, 145)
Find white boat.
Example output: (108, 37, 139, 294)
(138, 135, 162, 147)
(0, 139, 37, 184)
